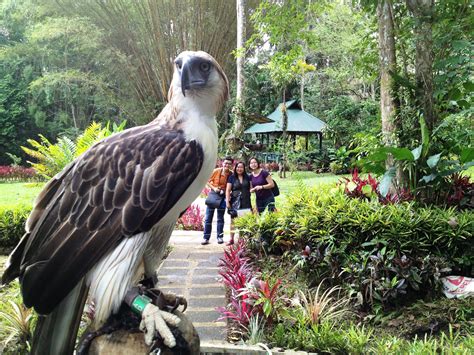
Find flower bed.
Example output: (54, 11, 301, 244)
(0, 166, 39, 182)
(175, 204, 204, 231)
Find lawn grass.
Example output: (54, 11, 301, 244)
(0, 182, 44, 207)
(0, 173, 343, 209)
(273, 171, 344, 197)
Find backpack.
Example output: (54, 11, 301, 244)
(271, 180, 280, 197)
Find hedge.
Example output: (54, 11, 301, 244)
(236, 185, 474, 310)
(0, 205, 31, 250)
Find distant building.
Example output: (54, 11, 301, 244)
(244, 100, 327, 155)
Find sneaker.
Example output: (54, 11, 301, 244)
(201, 239, 210, 245)
(217, 237, 224, 244)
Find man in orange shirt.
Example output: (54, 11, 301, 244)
(202, 157, 233, 245)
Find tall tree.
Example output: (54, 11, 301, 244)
(232, 0, 247, 143)
(377, 1, 399, 151)
(406, 0, 435, 132)
(56, 0, 238, 117)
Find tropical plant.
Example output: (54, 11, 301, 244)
(237, 184, 473, 310)
(292, 282, 349, 326)
(0, 166, 38, 182)
(358, 116, 474, 206)
(218, 239, 256, 330)
(0, 205, 31, 248)
(175, 204, 204, 231)
(22, 121, 126, 179)
(339, 169, 379, 200)
(0, 299, 35, 348)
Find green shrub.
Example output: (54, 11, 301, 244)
(236, 184, 474, 310)
(0, 206, 31, 250)
(270, 320, 472, 354)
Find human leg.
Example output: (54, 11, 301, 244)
(256, 198, 265, 214)
(227, 218, 235, 246)
(216, 207, 225, 243)
(202, 206, 215, 242)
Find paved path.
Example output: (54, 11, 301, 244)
(157, 198, 233, 342)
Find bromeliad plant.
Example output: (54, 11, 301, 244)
(218, 239, 287, 337)
(217, 239, 255, 329)
(239, 278, 287, 322)
(291, 281, 349, 326)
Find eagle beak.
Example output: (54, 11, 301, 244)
(180, 57, 208, 97)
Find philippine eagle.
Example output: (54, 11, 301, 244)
(1, 51, 228, 354)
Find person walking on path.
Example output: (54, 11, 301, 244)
(249, 157, 275, 214)
(225, 161, 252, 245)
(202, 157, 233, 245)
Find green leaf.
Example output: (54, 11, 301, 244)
(460, 148, 474, 164)
(426, 153, 442, 169)
(263, 300, 272, 317)
(420, 174, 437, 183)
(463, 82, 474, 92)
(361, 184, 373, 197)
(379, 167, 396, 197)
(448, 88, 462, 100)
(386, 147, 414, 161)
(411, 145, 422, 161)
(367, 150, 388, 162)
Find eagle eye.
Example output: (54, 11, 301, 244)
(199, 61, 211, 72)
(175, 59, 183, 70)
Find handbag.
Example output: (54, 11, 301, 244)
(205, 190, 224, 208)
(271, 181, 280, 197)
(231, 191, 242, 210)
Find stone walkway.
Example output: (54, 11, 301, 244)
(157, 198, 233, 343)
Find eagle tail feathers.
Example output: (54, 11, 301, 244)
(31, 278, 88, 355)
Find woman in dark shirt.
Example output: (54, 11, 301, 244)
(249, 157, 275, 214)
(225, 161, 252, 245)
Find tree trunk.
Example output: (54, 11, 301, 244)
(377, 0, 398, 149)
(281, 89, 288, 140)
(233, 0, 246, 139)
(406, 0, 435, 132)
(377, 0, 403, 189)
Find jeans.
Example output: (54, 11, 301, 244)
(256, 195, 276, 214)
(203, 198, 226, 240)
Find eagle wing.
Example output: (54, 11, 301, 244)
(10, 125, 204, 314)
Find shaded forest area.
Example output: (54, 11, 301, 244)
(0, 0, 472, 170)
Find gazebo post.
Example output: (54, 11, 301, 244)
(305, 134, 309, 150)
(319, 132, 322, 151)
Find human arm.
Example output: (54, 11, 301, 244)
(251, 172, 274, 192)
(206, 169, 222, 193)
(226, 182, 232, 208)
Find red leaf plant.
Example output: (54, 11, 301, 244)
(0, 165, 37, 181)
(176, 204, 204, 231)
(446, 173, 473, 209)
(217, 239, 256, 328)
(340, 168, 379, 199)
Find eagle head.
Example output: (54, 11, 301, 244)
(168, 51, 229, 111)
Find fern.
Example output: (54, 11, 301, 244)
(22, 121, 126, 179)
